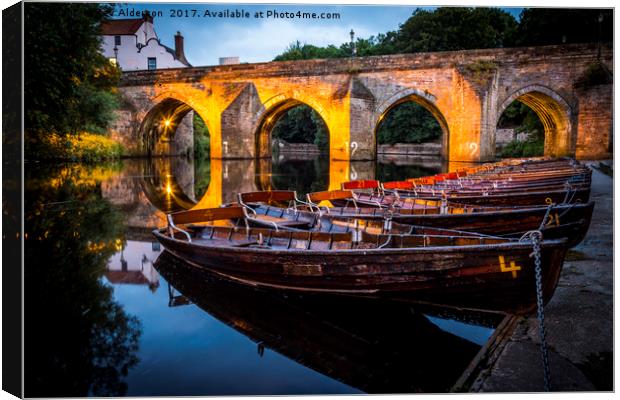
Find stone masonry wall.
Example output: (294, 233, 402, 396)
(112, 43, 613, 161)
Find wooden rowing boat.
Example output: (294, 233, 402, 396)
(236, 190, 593, 248)
(340, 158, 592, 206)
(342, 180, 590, 207)
(153, 206, 569, 314)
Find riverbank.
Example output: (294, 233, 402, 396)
(27, 132, 124, 162)
(470, 161, 613, 392)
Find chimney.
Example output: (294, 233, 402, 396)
(174, 31, 186, 62)
(142, 11, 153, 24)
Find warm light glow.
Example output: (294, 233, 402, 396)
(164, 119, 172, 128)
(166, 183, 172, 195)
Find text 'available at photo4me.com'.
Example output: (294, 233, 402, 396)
(115, 7, 341, 20)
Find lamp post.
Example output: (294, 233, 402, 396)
(113, 45, 119, 67)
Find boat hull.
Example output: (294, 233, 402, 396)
(153, 230, 568, 314)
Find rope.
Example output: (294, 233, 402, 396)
(539, 204, 554, 231)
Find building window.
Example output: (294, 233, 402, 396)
(114, 35, 121, 46)
(147, 57, 157, 70)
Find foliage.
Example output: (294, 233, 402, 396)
(498, 101, 544, 134)
(193, 157, 211, 200)
(516, 8, 612, 46)
(27, 132, 124, 162)
(393, 8, 518, 53)
(193, 113, 211, 159)
(463, 60, 498, 87)
(25, 165, 141, 396)
(377, 102, 442, 145)
(274, 41, 347, 61)
(497, 136, 544, 158)
(271, 105, 329, 151)
(24, 3, 120, 157)
(497, 100, 545, 158)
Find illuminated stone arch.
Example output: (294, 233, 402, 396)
(253, 95, 330, 159)
(496, 85, 574, 157)
(139, 91, 214, 157)
(374, 88, 450, 159)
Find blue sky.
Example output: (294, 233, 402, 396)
(112, 3, 523, 67)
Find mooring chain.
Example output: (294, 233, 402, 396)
(520, 230, 552, 391)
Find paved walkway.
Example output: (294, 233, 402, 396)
(472, 162, 613, 392)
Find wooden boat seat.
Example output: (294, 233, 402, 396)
(251, 214, 311, 228)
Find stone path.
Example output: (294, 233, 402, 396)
(473, 162, 613, 392)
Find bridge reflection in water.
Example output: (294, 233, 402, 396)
(101, 154, 478, 237)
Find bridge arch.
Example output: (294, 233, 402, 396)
(254, 96, 330, 159)
(496, 85, 574, 157)
(138, 95, 213, 157)
(374, 89, 450, 159)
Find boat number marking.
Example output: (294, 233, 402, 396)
(498, 255, 521, 279)
(546, 212, 560, 227)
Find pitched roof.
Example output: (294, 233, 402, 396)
(101, 18, 143, 35)
(161, 43, 192, 67)
(105, 270, 151, 285)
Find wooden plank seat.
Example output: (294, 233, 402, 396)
(249, 213, 312, 228)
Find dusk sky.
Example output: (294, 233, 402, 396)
(112, 3, 523, 67)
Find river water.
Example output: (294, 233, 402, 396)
(24, 155, 501, 397)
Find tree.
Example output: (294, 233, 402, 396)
(273, 41, 345, 61)
(393, 8, 518, 53)
(271, 105, 328, 151)
(377, 102, 442, 145)
(516, 8, 612, 46)
(24, 3, 120, 149)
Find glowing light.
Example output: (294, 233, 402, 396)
(166, 183, 172, 195)
(164, 119, 172, 128)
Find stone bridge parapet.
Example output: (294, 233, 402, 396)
(109, 42, 612, 162)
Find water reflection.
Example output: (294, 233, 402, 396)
(152, 251, 499, 394)
(25, 163, 142, 397)
(106, 241, 162, 292)
(100, 154, 450, 221)
(25, 154, 490, 396)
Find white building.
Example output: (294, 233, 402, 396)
(101, 13, 191, 70)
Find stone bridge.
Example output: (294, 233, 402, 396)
(110, 43, 613, 162)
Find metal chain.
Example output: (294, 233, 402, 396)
(522, 230, 552, 391)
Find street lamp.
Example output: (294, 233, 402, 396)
(113, 44, 119, 67)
